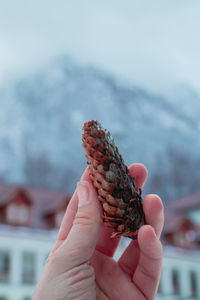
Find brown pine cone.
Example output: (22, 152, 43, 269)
(82, 120, 145, 239)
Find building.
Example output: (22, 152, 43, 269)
(0, 225, 56, 300)
(0, 182, 200, 300)
(158, 246, 200, 300)
(157, 191, 200, 300)
(0, 182, 71, 300)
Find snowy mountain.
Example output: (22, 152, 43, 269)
(0, 57, 200, 203)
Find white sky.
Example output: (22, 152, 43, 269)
(0, 0, 200, 92)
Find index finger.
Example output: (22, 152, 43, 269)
(128, 163, 148, 190)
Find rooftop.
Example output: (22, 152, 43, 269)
(0, 181, 71, 229)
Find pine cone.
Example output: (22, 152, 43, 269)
(82, 120, 145, 239)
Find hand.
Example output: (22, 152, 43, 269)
(33, 163, 164, 300)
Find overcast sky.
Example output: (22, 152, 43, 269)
(0, 0, 200, 92)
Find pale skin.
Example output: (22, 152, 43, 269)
(33, 163, 164, 300)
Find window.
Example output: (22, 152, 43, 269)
(22, 252, 35, 284)
(172, 269, 180, 295)
(185, 230, 196, 242)
(188, 209, 200, 225)
(7, 204, 30, 225)
(190, 271, 198, 297)
(0, 251, 10, 283)
(7, 204, 18, 223)
(18, 205, 29, 224)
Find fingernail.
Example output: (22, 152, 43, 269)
(77, 181, 89, 207)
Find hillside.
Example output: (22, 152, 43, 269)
(0, 58, 200, 203)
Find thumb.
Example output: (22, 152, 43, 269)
(58, 180, 103, 268)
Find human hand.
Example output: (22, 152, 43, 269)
(32, 163, 164, 300)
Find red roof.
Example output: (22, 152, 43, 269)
(164, 191, 200, 231)
(0, 181, 71, 229)
(166, 191, 200, 212)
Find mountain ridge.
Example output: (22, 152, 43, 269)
(0, 57, 199, 204)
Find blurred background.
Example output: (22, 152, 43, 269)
(0, 1, 200, 299)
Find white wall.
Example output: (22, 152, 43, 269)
(157, 246, 200, 300)
(0, 226, 56, 300)
(1, 227, 200, 300)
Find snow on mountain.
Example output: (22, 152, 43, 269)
(0, 57, 199, 203)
